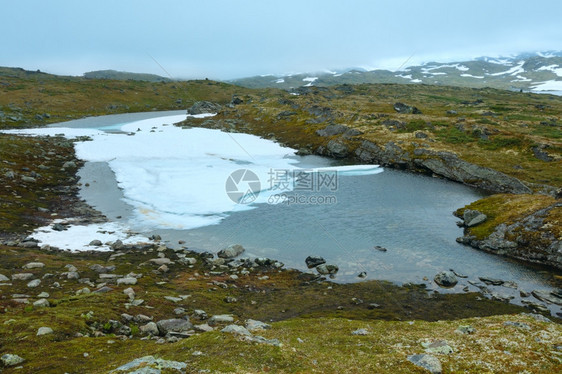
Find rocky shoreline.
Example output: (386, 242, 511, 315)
(1, 235, 560, 372)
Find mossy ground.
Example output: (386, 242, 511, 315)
(0, 245, 559, 373)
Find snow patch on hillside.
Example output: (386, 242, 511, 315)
(460, 74, 484, 79)
(488, 61, 525, 76)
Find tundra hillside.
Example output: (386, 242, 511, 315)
(0, 68, 560, 373)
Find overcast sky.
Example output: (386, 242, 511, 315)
(2, 0, 561, 79)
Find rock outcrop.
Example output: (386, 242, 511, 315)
(187, 101, 222, 115)
(354, 140, 531, 194)
(457, 202, 561, 269)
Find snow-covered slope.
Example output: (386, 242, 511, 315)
(231, 51, 562, 95)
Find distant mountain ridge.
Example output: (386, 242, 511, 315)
(83, 69, 171, 82)
(230, 51, 562, 94)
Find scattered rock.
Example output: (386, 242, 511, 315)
(316, 264, 339, 275)
(217, 244, 245, 259)
(394, 102, 422, 114)
(316, 124, 362, 137)
(37, 327, 53, 336)
(479, 277, 504, 286)
(456, 325, 475, 334)
(449, 269, 468, 278)
(139, 322, 159, 336)
(245, 319, 271, 332)
(532, 290, 562, 305)
(156, 318, 193, 336)
(463, 209, 487, 227)
(110, 356, 186, 373)
(123, 288, 135, 299)
(149, 258, 172, 265)
(11, 273, 34, 281)
(408, 354, 442, 374)
(52, 223, 66, 231)
(111, 240, 124, 250)
(502, 281, 518, 289)
(27, 279, 41, 288)
(490, 292, 514, 303)
(422, 340, 454, 354)
(208, 314, 234, 325)
(221, 324, 252, 336)
(93, 286, 113, 294)
(305, 256, 325, 269)
(522, 312, 551, 323)
(22, 262, 45, 269)
(503, 321, 531, 330)
(157, 264, 169, 273)
(33, 298, 50, 308)
(351, 328, 369, 336)
(434, 271, 458, 288)
(89, 240, 102, 246)
(65, 271, 80, 280)
(242, 335, 282, 347)
(117, 277, 138, 286)
(21, 176, 37, 183)
(531, 145, 553, 162)
(1, 353, 25, 367)
(194, 323, 214, 332)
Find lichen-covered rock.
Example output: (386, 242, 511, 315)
(1, 353, 25, 367)
(221, 324, 251, 336)
(407, 354, 442, 374)
(110, 355, 186, 373)
(156, 318, 193, 336)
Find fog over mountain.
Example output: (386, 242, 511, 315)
(1, 0, 561, 80)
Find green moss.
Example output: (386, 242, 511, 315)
(455, 194, 557, 240)
(478, 136, 523, 150)
(436, 126, 476, 144)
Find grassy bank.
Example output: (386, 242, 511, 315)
(1, 244, 559, 373)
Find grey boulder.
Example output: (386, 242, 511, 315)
(434, 271, 458, 288)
